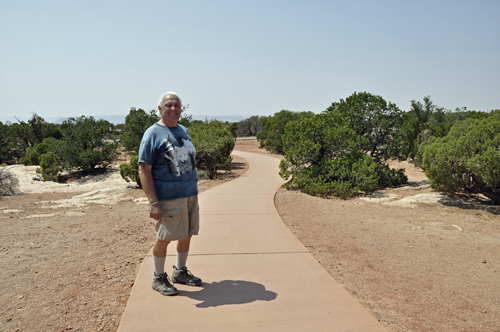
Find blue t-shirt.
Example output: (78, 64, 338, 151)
(138, 123, 198, 200)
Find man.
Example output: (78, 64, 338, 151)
(138, 92, 201, 296)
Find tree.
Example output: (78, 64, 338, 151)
(411, 105, 489, 168)
(256, 110, 313, 154)
(120, 106, 192, 155)
(6, 114, 62, 163)
(325, 92, 404, 162)
(36, 153, 63, 182)
(0, 122, 14, 165)
(9, 121, 32, 155)
(278, 112, 382, 198)
(58, 116, 119, 172)
(45, 123, 63, 140)
(13, 113, 52, 147)
(421, 111, 500, 204)
(178, 104, 192, 127)
(189, 120, 235, 179)
(120, 108, 160, 155)
(397, 96, 440, 160)
(237, 116, 265, 137)
(278, 93, 409, 198)
(21, 137, 59, 166)
(26, 113, 48, 144)
(120, 155, 141, 187)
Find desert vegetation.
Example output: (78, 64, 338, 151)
(1, 92, 499, 204)
(118, 107, 235, 186)
(0, 105, 235, 194)
(254, 92, 498, 202)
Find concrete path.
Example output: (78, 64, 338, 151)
(118, 151, 387, 332)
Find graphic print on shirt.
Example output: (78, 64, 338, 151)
(162, 134, 196, 176)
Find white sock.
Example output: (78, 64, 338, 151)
(153, 255, 166, 275)
(176, 251, 189, 270)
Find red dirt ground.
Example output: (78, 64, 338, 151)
(236, 139, 500, 332)
(1, 139, 499, 331)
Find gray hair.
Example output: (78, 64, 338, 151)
(157, 92, 182, 117)
(157, 92, 182, 109)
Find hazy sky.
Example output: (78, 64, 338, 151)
(2, 0, 499, 121)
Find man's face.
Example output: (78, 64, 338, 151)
(159, 95, 181, 124)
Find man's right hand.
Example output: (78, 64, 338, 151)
(149, 202, 162, 221)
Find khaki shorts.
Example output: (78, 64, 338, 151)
(155, 195, 199, 241)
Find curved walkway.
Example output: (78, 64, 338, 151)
(118, 151, 387, 332)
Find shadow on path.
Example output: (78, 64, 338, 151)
(180, 280, 277, 308)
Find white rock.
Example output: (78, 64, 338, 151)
(360, 192, 402, 203)
(383, 193, 448, 207)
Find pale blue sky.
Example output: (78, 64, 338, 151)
(1, 0, 499, 122)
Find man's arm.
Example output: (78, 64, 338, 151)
(139, 162, 162, 220)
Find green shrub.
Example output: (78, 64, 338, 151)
(120, 107, 192, 155)
(0, 121, 15, 165)
(121, 108, 160, 155)
(21, 146, 35, 166)
(36, 153, 62, 182)
(279, 105, 407, 199)
(119, 155, 141, 187)
(21, 137, 58, 166)
(237, 116, 265, 137)
(178, 112, 193, 127)
(377, 163, 408, 187)
(59, 116, 119, 172)
(397, 97, 490, 161)
(189, 120, 235, 179)
(45, 123, 63, 139)
(279, 112, 376, 198)
(325, 91, 404, 162)
(256, 110, 313, 154)
(281, 150, 379, 198)
(421, 111, 500, 203)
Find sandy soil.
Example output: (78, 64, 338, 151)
(235, 139, 500, 332)
(1, 139, 499, 331)
(0, 156, 247, 332)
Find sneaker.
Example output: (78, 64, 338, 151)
(171, 266, 202, 286)
(152, 272, 178, 296)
